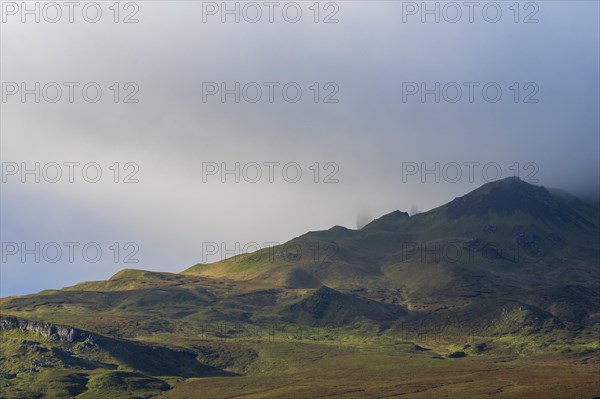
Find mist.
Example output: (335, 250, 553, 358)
(1, 1, 598, 297)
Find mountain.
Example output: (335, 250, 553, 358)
(184, 177, 599, 311)
(1, 177, 599, 399)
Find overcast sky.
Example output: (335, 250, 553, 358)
(1, 1, 599, 296)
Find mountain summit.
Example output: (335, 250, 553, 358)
(182, 178, 598, 293)
(1, 179, 598, 398)
(445, 177, 594, 225)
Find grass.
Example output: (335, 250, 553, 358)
(2, 311, 599, 398)
(1, 178, 598, 398)
(161, 340, 600, 399)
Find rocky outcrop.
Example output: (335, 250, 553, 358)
(0, 315, 235, 377)
(0, 316, 94, 343)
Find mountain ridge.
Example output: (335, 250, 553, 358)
(1, 177, 598, 398)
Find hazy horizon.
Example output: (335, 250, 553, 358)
(2, 1, 599, 297)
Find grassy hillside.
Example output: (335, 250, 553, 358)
(1, 178, 599, 398)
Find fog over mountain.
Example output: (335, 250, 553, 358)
(1, 3, 599, 398)
(1, 177, 599, 397)
(1, 2, 598, 299)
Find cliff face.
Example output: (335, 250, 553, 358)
(0, 316, 94, 343)
(0, 315, 234, 378)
